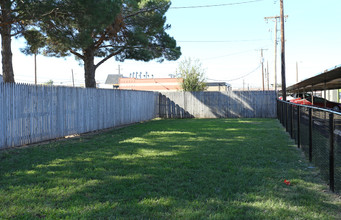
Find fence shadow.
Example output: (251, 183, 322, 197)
(159, 91, 277, 119)
(158, 94, 194, 118)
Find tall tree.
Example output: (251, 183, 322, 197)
(0, 0, 16, 83)
(0, 0, 38, 83)
(176, 58, 206, 92)
(36, 0, 181, 88)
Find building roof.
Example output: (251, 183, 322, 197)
(206, 82, 231, 87)
(105, 74, 123, 84)
(287, 65, 341, 92)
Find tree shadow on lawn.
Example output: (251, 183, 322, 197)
(0, 119, 340, 219)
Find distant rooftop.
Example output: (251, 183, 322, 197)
(206, 82, 231, 87)
(105, 74, 123, 84)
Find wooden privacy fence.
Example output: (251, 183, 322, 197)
(0, 83, 158, 149)
(159, 91, 277, 118)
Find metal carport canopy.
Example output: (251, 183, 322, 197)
(287, 65, 341, 93)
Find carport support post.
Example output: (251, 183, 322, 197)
(329, 113, 335, 192)
(309, 108, 313, 162)
(297, 106, 300, 148)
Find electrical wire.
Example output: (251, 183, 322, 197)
(202, 49, 255, 61)
(178, 39, 268, 43)
(207, 64, 261, 82)
(201, 43, 271, 61)
(170, 0, 264, 9)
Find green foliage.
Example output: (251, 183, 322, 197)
(21, 29, 46, 55)
(27, 0, 181, 87)
(0, 119, 340, 219)
(43, 79, 53, 85)
(35, 0, 181, 63)
(176, 58, 206, 91)
(0, 0, 36, 83)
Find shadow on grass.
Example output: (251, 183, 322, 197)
(1, 119, 340, 219)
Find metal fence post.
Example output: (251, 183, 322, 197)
(285, 103, 289, 132)
(280, 101, 282, 124)
(297, 106, 300, 148)
(309, 108, 313, 162)
(329, 113, 335, 192)
(290, 105, 294, 138)
(282, 102, 285, 126)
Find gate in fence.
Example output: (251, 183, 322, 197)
(277, 99, 341, 193)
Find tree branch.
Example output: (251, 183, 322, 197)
(70, 49, 84, 60)
(94, 31, 108, 50)
(95, 49, 123, 69)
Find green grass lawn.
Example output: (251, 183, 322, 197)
(1, 118, 340, 219)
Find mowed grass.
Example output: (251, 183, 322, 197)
(0, 118, 340, 219)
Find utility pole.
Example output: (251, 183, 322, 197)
(280, 0, 287, 100)
(118, 65, 121, 75)
(274, 17, 277, 92)
(258, 49, 268, 91)
(71, 69, 75, 87)
(261, 49, 264, 91)
(267, 61, 270, 90)
(265, 14, 288, 93)
(34, 54, 37, 85)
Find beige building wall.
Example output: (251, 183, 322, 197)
(206, 85, 228, 92)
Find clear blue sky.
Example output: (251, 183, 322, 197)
(5, 0, 341, 89)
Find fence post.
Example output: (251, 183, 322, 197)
(309, 108, 313, 162)
(276, 99, 280, 120)
(290, 104, 294, 138)
(297, 106, 300, 148)
(329, 113, 335, 192)
(159, 93, 162, 118)
(279, 102, 283, 125)
(285, 103, 289, 132)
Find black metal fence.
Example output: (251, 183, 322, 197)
(277, 99, 341, 193)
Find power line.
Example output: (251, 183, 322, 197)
(178, 39, 268, 43)
(207, 64, 261, 82)
(202, 44, 271, 61)
(202, 49, 254, 61)
(170, 0, 263, 9)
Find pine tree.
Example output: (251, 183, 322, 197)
(0, 0, 41, 83)
(35, 0, 181, 88)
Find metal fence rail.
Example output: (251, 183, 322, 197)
(0, 83, 158, 149)
(277, 99, 341, 193)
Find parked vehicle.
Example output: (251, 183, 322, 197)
(290, 98, 312, 106)
(289, 93, 341, 111)
(306, 96, 341, 111)
(278, 95, 296, 101)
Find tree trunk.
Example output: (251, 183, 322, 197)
(0, 1, 15, 83)
(83, 47, 96, 88)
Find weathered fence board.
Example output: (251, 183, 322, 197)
(0, 83, 158, 149)
(159, 91, 277, 118)
(0, 83, 277, 149)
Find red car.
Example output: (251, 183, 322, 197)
(290, 98, 312, 106)
(291, 95, 341, 111)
